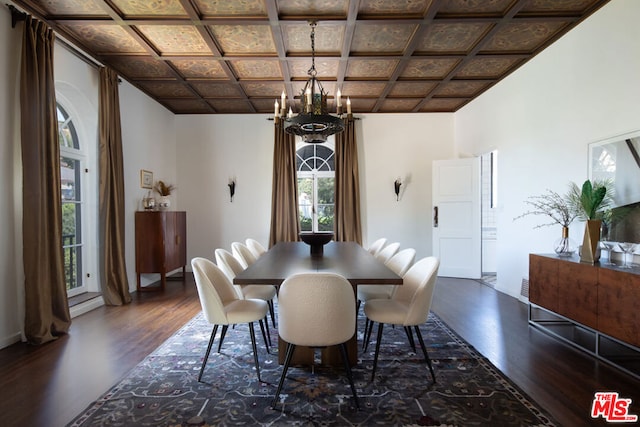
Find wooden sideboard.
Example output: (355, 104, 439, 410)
(135, 211, 186, 291)
(529, 253, 640, 378)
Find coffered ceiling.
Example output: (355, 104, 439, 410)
(10, 0, 610, 114)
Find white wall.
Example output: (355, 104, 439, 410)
(119, 81, 177, 288)
(176, 113, 455, 262)
(456, 0, 640, 298)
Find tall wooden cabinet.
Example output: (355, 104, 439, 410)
(135, 211, 186, 291)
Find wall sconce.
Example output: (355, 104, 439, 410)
(228, 178, 236, 202)
(394, 177, 402, 201)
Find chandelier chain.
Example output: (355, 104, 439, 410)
(308, 21, 317, 78)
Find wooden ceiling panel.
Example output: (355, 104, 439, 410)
(136, 82, 195, 98)
(288, 58, 339, 79)
(191, 82, 245, 98)
(209, 25, 277, 56)
(277, 0, 349, 18)
(436, 0, 516, 16)
(480, 21, 569, 54)
(350, 23, 417, 54)
(415, 22, 492, 54)
(110, 0, 187, 17)
(357, 0, 434, 18)
(26, 0, 107, 16)
(194, 0, 267, 17)
(137, 25, 210, 55)
(11, 0, 610, 113)
(454, 56, 523, 79)
(345, 59, 399, 79)
(58, 23, 146, 54)
(241, 81, 287, 98)
(207, 99, 255, 113)
(388, 81, 437, 97)
(282, 22, 344, 54)
(169, 59, 228, 79)
(231, 60, 283, 79)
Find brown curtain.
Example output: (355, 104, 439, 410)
(334, 116, 362, 244)
(20, 16, 71, 344)
(99, 67, 131, 305)
(269, 118, 300, 247)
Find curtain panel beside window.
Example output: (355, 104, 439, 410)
(20, 16, 71, 344)
(334, 116, 362, 244)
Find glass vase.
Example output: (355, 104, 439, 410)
(554, 226, 576, 257)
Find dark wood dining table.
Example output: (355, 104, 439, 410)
(233, 241, 402, 366)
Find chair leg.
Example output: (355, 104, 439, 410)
(248, 322, 262, 382)
(262, 315, 272, 349)
(217, 325, 229, 353)
(268, 300, 276, 328)
(272, 343, 296, 408)
(364, 319, 375, 351)
(198, 325, 218, 382)
(356, 299, 361, 314)
(339, 342, 360, 409)
(258, 319, 270, 354)
(362, 318, 369, 350)
(404, 326, 416, 352)
(371, 322, 384, 381)
(414, 325, 436, 383)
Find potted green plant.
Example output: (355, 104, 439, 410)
(514, 187, 579, 256)
(567, 179, 611, 263)
(154, 180, 175, 209)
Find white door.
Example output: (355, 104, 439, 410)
(432, 158, 481, 278)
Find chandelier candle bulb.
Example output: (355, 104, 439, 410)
(287, 107, 293, 118)
(274, 100, 279, 118)
(336, 89, 342, 106)
(281, 91, 286, 115)
(347, 97, 351, 115)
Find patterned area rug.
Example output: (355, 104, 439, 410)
(68, 311, 556, 426)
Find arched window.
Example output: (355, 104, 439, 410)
(58, 103, 87, 297)
(296, 140, 335, 232)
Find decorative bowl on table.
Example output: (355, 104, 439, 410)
(299, 232, 334, 257)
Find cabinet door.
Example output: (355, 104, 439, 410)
(163, 212, 185, 272)
(529, 254, 559, 312)
(135, 212, 165, 273)
(557, 261, 598, 329)
(598, 268, 640, 347)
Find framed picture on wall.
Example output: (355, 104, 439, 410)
(140, 169, 153, 189)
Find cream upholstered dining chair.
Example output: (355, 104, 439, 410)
(245, 238, 267, 258)
(272, 273, 360, 409)
(231, 241, 258, 268)
(366, 238, 387, 256)
(191, 257, 269, 382)
(374, 241, 400, 263)
(215, 248, 277, 330)
(363, 256, 440, 382)
(358, 247, 416, 326)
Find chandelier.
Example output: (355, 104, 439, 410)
(281, 21, 347, 143)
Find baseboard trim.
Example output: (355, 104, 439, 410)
(70, 295, 105, 318)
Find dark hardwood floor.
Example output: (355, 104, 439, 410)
(0, 275, 638, 426)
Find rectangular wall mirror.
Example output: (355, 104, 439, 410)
(589, 130, 640, 243)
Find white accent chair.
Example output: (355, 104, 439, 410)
(374, 241, 400, 263)
(191, 257, 269, 382)
(246, 238, 267, 258)
(215, 248, 277, 330)
(363, 256, 440, 382)
(366, 238, 387, 256)
(272, 273, 359, 409)
(357, 247, 416, 314)
(231, 241, 257, 268)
